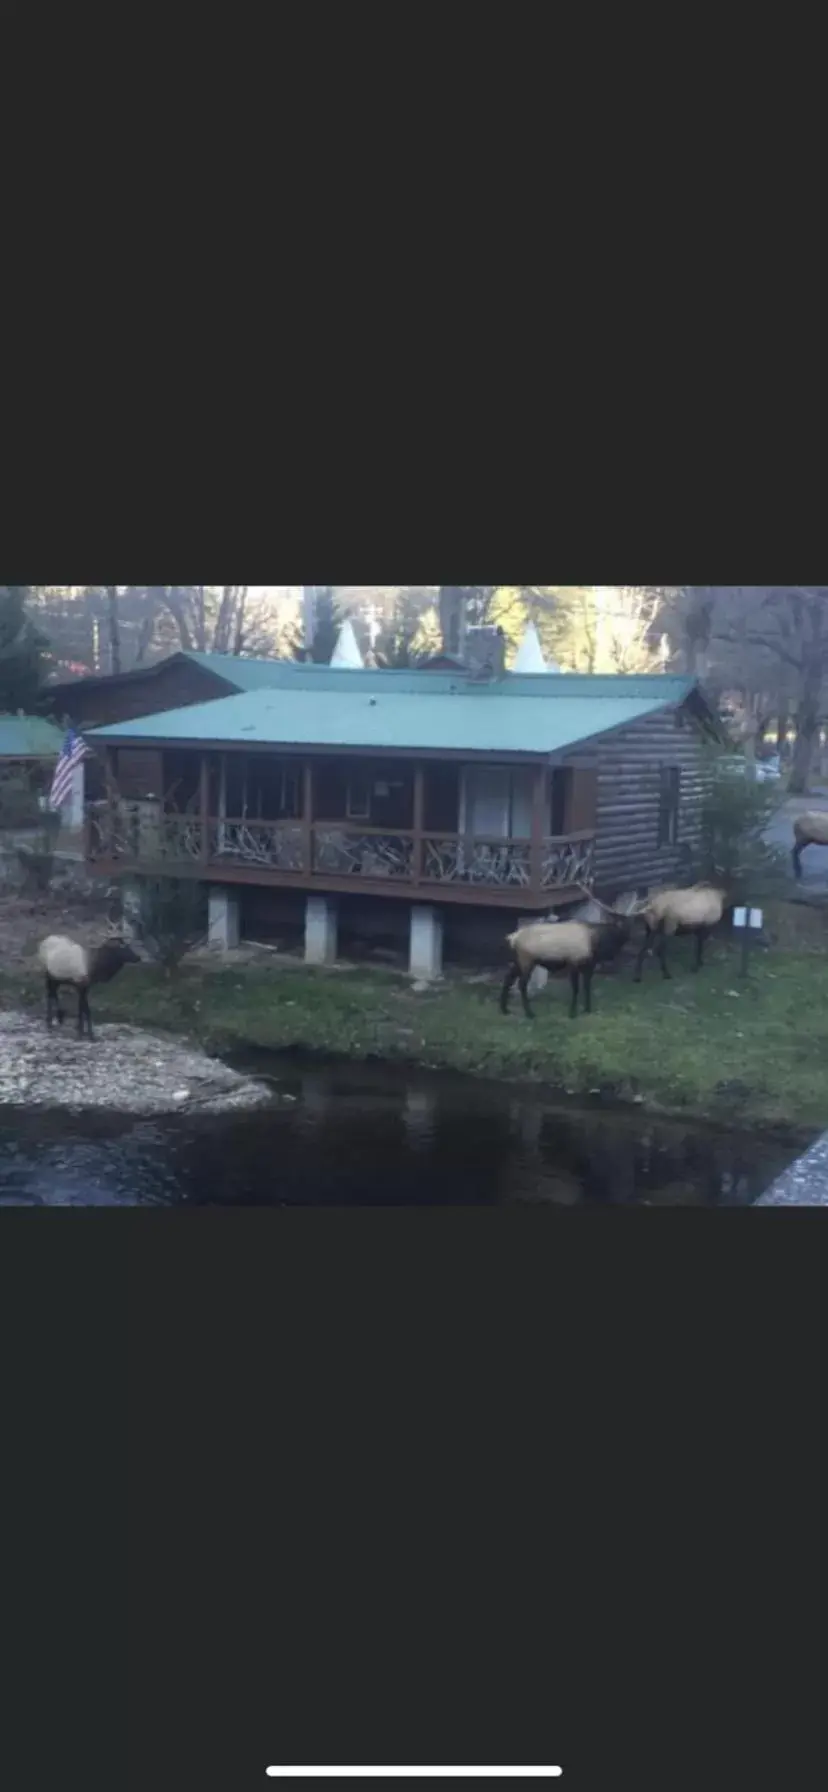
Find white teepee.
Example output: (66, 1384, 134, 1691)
(514, 621, 558, 674)
(330, 618, 364, 669)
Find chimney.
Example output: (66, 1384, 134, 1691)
(438, 586, 468, 660)
(464, 625, 507, 681)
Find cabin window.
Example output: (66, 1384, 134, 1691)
(346, 777, 371, 821)
(551, 766, 598, 835)
(658, 765, 681, 846)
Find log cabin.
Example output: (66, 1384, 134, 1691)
(82, 664, 718, 976)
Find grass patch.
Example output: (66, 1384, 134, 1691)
(4, 931, 828, 1136)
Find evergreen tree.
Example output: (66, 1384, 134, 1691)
(0, 585, 49, 712)
(293, 587, 343, 663)
(375, 590, 441, 667)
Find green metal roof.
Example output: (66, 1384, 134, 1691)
(88, 682, 692, 758)
(185, 652, 696, 705)
(184, 652, 475, 694)
(0, 714, 65, 759)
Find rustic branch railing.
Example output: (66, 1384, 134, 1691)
(422, 835, 533, 888)
(542, 831, 595, 889)
(86, 805, 205, 863)
(86, 809, 596, 894)
(313, 826, 415, 880)
(210, 819, 304, 872)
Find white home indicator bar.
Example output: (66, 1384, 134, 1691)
(266, 1772, 563, 1780)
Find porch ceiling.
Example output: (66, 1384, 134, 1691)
(86, 686, 681, 758)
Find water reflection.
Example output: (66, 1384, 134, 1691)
(0, 1056, 795, 1207)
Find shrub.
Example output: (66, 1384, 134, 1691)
(698, 744, 788, 900)
(122, 875, 207, 977)
(0, 767, 52, 830)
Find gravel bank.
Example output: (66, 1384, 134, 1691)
(757, 1131, 828, 1205)
(0, 1011, 273, 1115)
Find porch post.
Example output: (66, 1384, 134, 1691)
(217, 754, 227, 851)
(412, 763, 425, 885)
(105, 746, 118, 857)
(302, 760, 314, 877)
(199, 752, 210, 865)
(531, 763, 547, 898)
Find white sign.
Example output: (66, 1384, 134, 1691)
(733, 907, 763, 931)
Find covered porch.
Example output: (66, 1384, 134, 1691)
(85, 745, 597, 908)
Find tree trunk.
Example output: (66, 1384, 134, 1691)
(790, 710, 820, 792)
(438, 587, 465, 658)
(196, 585, 206, 650)
(134, 607, 155, 665)
(789, 663, 823, 793)
(106, 586, 121, 675)
(682, 586, 715, 678)
(159, 586, 194, 651)
(232, 586, 248, 655)
(213, 586, 236, 653)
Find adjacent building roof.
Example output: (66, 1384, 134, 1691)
(45, 645, 697, 708)
(181, 652, 464, 693)
(182, 656, 695, 703)
(87, 676, 700, 760)
(0, 714, 65, 759)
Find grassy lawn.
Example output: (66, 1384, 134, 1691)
(4, 923, 828, 1136)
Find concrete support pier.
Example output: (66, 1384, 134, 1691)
(208, 885, 241, 951)
(409, 904, 443, 981)
(305, 894, 338, 965)
(121, 875, 144, 943)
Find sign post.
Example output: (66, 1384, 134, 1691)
(734, 905, 763, 976)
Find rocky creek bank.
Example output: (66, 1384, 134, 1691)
(0, 1011, 273, 1115)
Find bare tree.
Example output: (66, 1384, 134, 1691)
(149, 585, 253, 655)
(105, 586, 122, 675)
(710, 587, 828, 791)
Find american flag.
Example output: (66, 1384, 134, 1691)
(49, 728, 88, 811)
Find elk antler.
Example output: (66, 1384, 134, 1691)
(572, 881, 629, 919)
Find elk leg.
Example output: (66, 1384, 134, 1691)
(633, 930, 651, 983)
(500, 964, 519, 1016)
(519, 971, 535, 1021)
(656, 927, 672, 980)
(693, 927, 708, 971)
(569, 967, 581, 1018)
(582, 963, 595, 1015)
(45, 974, 56, 1028)
(78, 987, 93, 1040)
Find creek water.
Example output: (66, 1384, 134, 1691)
(0, 1050, 795, 1206)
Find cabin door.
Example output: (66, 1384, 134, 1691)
(464, 768, 510, 838)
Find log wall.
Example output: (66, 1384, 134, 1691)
(552, 705, 708, 895)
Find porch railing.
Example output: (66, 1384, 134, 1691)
(87, 806, 205, 863)
(86, 807, 596, 894)
(541, 831, 595, 889)
(313, 825, 415, 880)
(211, 819, 304, 872)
